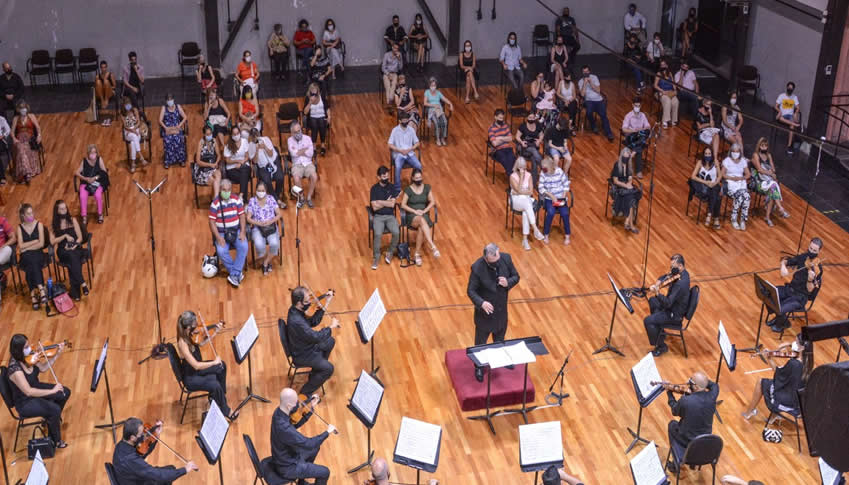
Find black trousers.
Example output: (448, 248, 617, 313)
(126, 85, 144, 108)
(271, 52, 288, 77)
(225, 165, 252, 202)
(771, 285, 808, 329)
(643, 296, 680, 347)
(184, 362, 230, 416)
(58, 246, 85, 298)
(307, 117, 328, 145)
(667, 419, 689, 452)
(474, 324, 507, 346)
(19, 250, 45, 291)
(294, 336, 335, 396)
(257, 156, 286, 201)
(562, 99, 578, 126)
(0, 136, 10, 177)
(17, 384, 72, 443)
(276, 447, 330, 485)
(689, 180, 721, 216)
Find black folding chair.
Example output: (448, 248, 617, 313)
(665, 433, 723, 485)
(659, 285, 700, 358)
(164, 343, 211, 424)
(244, 433, 292, 485)
(0, 366, 47, 453)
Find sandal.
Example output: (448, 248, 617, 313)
(742, 409, 758, 420)
(414, 253, 423, 266)
(56, 440, 68, 449)
(765, 218, 774, 227)
(31, 293, 40, 311)
(780, 210, 790, 218)
(432, 246, 441, 258)
(81, 216, 88, 226)
(97, 214, 104, 224)
(129, 163, 136, 174)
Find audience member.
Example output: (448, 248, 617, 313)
(681, 8, 699, 56)
(309, 46, 333, 92)
(369, 166, 400, 270)
(0, 63, 24, 121)
(246, 181, 282, 275)
(388, 112, 422, 191)
(209, 179, 248, 287)
(721, 143, 751, 231)
(542, 465, 585, 485)
(538, 157, 572, 245)
(488, 109, 516, 174)
(721, 91, 744, 148)
(50, 200, 88, 301)
(122, 52, 145, 108)
(623, 34, 645, 92)
(459, 40, 480, 104)
(288, 121, 318, 209)
(654, 59, 678, 128)
(222, 126, 251, 202)
(204, 91, 232, 147)
(322, 19, 344, 79)
(621, 97, 651, 178)
(399, 168, 440, 266)
(579, 65, 614, 141)
(550, 35, 569, 90)
(499, 32, 527, 90)
(0, 211, 17, 297)
(423, 77, 453, 146)
(384, 15, 408, 52)
(236, 50, 260, 96)
(294, 19, 317, 72)
(268, 24, 290, 80)
(409, 14, 429, 73)
(381, 43, 404, 108)
(751, 137, 790, 226)
(75, 144, 110, 225)
(238, 85, 262, 134)
(11, 100, 43, 183)
(611, 147, 641, 234)
(394, 74, 420, 128)
(95, 61, 116, 113)
(775, 81, 801, 154)
(645, 32, 665, 70)
(196, 54, 217, 95)
(159, 93, 188, 168)
(303, 82, 331, 156)
(249, 128, 284, 205)
(624, 3, 647, 44)
(515, 111, 544, 187)
(545, 115, 572, 168)
(555, 7, 581, 60)
(510, 157, 545, 251)
(674, 59, 700, 117)
(0, 115, 9, 184)
(532, 75, 559, 130)
(695, 98, 720, 157)
(556, 71, 578, 133)
(120, 96, 147, 173)
(688, 147, 722, 229)
(193, 125, 222, 199)
(15, 203, 47, 309)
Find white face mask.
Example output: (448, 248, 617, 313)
(125, 104, 132, 111)
(509, 39, 516, 46)
(23, 346, 32, 357)
(19, 109, 27, 116)
(328, 25, 334, 31)
(166, 99, 175, 107)
(256, 191, 266, 198)
(791, 340, 801, 353)
(731, 152, 740, 160)
(464, 46, 471, 52)
(633, 107, 640, 113)
(294, 133, 303, 141)
(241, 131, 250, 139)
(417, 19, 422, 25)
(730, 98, 737, 105)
(244, 55, 252, 63)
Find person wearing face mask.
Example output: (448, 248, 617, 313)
(95, 60, 116, 114)
(0, 210, 15, 299)
(424, 77, 452, 146)
(768, 237, 824, 332)
(286, 287, 341, 396)
(288, 121, 318, 208)
(195, 54, 217, 99)
(222, 127, 251, 202)
(538, 157, 572, 245)
(294, 19, 317, 73)
(408, 14, 429, 73)
(122, 52, 145, 109)
(6, 334, 71, 449)
(674, 60, 700, 117)
(654, 60, 678, 128)
(688, 147, 722, 229)
(751, 137, 789, 226)
(112, 418, 198, 484)
(532, 74, 559, 131)
(516, 111, 545, 187)
(382, 43, 404, 108)
(742, 334, 810, 421)
(10, 100, 43, 183)
(236, 49, 259, 96)
(721, 91, 744, 148)
(50, 200, 88, 300)
(209, 179, 248, 287)
(556, 73, 578, 133)
(459, 40, 480, 103)
(121, 96, 148, 173)
(158, 93, 188, 168)
(16, 204, 48, 309)
(193, 125, 222, 199)
(388, 112, 422, 191)
(322, 18, 344, 79)
(488, 109, 516, 174)
(246, 181, 282, 275)
(271, 387, 338, 485)
(550, 35, 569, 89)
(0, 113, 10, 184)
(695, 99, 720, 157)
(400, 168, 439, 266)
(643, 254, 691, 356)
(682, 8, 699, 56)
(610, 147, 641, 233)
(545, 115, 573, 168)
(238, 85, 262, 134)
(75, 144, 110, 225)
(621, 98, 651, 178)
(384, 15, 408, 53)
(645, 33, 665, 71)
(510, 157, 545, 250)
(720, 143, 751, 230)
(664, 370, 718, 470)
(500, 32, 527, 90)
(774, 81, 801, 154)
(309, 46, 333, 91)
(369, 166, 400, 270)
(268, 24, 291, 80)
(623, 35, 645, 92)
(394, 74, 421, 129)
(204, 91, 232, 147)
(0, 62, 24, 122)
(249, 128, 284, 204)
(303, 82, 331, 156)
(578, 65, 614, 141)
(623, 3, 647, 46)
(555, 7, 580, 59)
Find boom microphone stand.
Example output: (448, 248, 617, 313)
(794, 137, 825, 254)
(136, 178, 169, 364)
(639, 123, 661, 290)
(293, 185, 303, 286)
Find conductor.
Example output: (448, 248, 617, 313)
(467, 242, 520, 382)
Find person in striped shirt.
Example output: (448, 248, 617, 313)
(538, 157, 571, 245)
(208, 178, 248, 287)
(487, 109, 515, 174)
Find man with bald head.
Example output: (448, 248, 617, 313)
(665, 371, 719, 471)
(271, 387, 336, 485)
(0, 63, 24, 122)
(365, 457, 438, 485)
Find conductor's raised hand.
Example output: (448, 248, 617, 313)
(481, 301, 494, 315)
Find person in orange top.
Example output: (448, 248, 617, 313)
(236, 50, 259, 95)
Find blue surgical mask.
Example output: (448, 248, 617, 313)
(205, 135, 213, 141)
(23, 346, 32, 357)
(124, 104, 132, 111)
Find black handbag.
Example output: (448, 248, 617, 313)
(258, 223, 277, 238)
(28, 426, 55, 460)
(29, 138, 42, 151)
(224, 228, 238, 245)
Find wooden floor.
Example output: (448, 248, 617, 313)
(1, 82, 847, 484)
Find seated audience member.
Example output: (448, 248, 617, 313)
(688, 147, 722, 229)
(384, 15, 408, 53)
(459, 40, 480, 103)
(488, 109, 516, 174)
(235, 50, 259, 95)
(75, 144, 110, 225)
(388, 112, 422, 191)
(238, 85, 262, 134)
(0, 210, 15, 274)
(249, 128, 284, 205)
(423, 77, 453, 146)
(382, 43, 404, 108)
(394, 74, 420, 129)
(578, 65, 614, 141)
(623, 34, 645, 92)
(555, 7, 581, 59)
(268, 24, 290, 80)
(645, 32, 665, 71)
(532, 74, 559, 130)
(159, 93, 188, 168)
(309, 46, 333, 91)
(621, 97, 651, 178)
(545, 115, 572, 168)
(550, 35, 569, 89)
(95, 61, 116, 113)
(768, 237, 823, 332)
(542, 465, 585, 485)
(775, 81, 801, 154)
(322, 19, 344, 79)
(400, 168, 439, 266)
(1, 63, 25, 121)
(556, 72, 578, 133)
(122, 52, 145, 108)
(721, 477, 765, 485)
(515, 111, 544, 186)
(288, 121, 318, 209)
(751, 137, 789, 226)
(742, 334, 809, 420)
(721, 143, 751, 231)
(16, 203, 47, 309)
(303, 82, 331, 156)
(204, 91, 232, 147)
(674, 59, 700, 117)
(654, 59, 678, 128)
(222, 126, 251, 202)
(538, 157, 572, 245)
(368, 457, 438, 485)
(50, 200, 88, 301)
(510, 157, 545, 250)
(294, 19, 317, 72)
(193, 125, 222, 198)
(611, 147, 641, 233)
(681, 8, 699, 56)
(623, 3, 647, 44)
(246, 181, 282, 275)
(695, 98, 720, 157)
(208, 179, 248, 287)
(196, 54, 217, 96)
(11, 100, 43, 183)
(721, 91, 744, 148)
(0, 114, 10, 184)
(408, 14, 429, 73)
(370, 166, 400, 270)
(120, 96, 148, 172)
(500, 32, 527, 90)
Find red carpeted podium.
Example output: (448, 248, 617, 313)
(445, 348, 535, 412)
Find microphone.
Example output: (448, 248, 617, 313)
(150, 177, 168, 194)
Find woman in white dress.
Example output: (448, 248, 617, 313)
(322, 19, 344, 79)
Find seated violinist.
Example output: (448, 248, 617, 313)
(643, 254, 690, 356)
(112, 418, 198, 484)
(541, 465, 584, 485)
(286, 287, 341, 396)
(742, 334, 810, 420)
(663, 371, 719, 473)
(768, 237, 823, 333)
(272, 387, 337, 485)
(6, 334, 71, 449)
(365, 457, 438, 485)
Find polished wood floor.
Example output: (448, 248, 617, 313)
(0, 82, 847, 484)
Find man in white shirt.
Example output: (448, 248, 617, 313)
(287, 121, 318, 208)
(621, 98, 652, 178)
(499, 31, 527, 90)
(249, 128, 285, 207)
(674, 59, 700, 117)
(387, 112, 422, 190)
(624, 3, 647, 45)
(578, 65, 614, 141)
(774, 81, 801, 155)
(381, 43, 404, 106)
(0, 115, 10, 185)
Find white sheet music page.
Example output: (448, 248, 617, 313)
(95, 338, 109, 382)
(632, 353, 662, 401)
(630, 441, 666, 485)
(358, 288, 387, 342)
(819, 457, 840, 485)
(25, 450, 48, 485)
(477, 348, 511, 368)
(504, 341, 537, 365)
(235, 313, 259, 359)
(352, 370, 384, 423)
(395, 416, 441, 465)
(717, 321, 734, 367)
(200, 400, 229, 460)
(519, 421, 562, 466)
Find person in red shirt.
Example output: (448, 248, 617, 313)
(236, 50, 259, 95)
(293, 19, 317, 73)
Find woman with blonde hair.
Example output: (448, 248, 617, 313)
(751, 137, 790, 226)
(74, 144, 110, 225)
(610, 147, 642, 233)
(10, 100, 42, 183)
(510, 157, 544, 250)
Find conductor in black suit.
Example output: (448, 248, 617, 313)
(467, 242, 520, 382)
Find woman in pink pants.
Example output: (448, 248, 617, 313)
(74, 144, 110, 225)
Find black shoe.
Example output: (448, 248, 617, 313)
(652, 344, 669, 357)
(475, 367, 484, 382)
(666, 461, 679, 474)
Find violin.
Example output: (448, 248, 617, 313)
(306, 286, 335, 313)
(190, 313, 225, 346)
(751, 347, 799, 359)
(135, 421, 163, 455)
(290, 393, 339, 434)
(651, 380, 693, 394)
(781, 254, 823, 284)
(24, 340, 72, 366)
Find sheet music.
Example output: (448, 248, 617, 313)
(505, 341, 537, 365)
(474, 342, 537, 369)
(235, 313, 259, 360)
(200, 400, 229, 460)
(358, 288, 387, 342)
(717, 321, 734, 368)
(474, 348, 510, 368)
(352, 370, 384, 423)
(819, 457, 841, 485)
(395, 417, 442, 466)
(629, 441, 667, 485)
(25, 450, 48, 485)
(519, 421, 563, 466)
(95, 339, 108, 383)
(632, 353, 662, 401)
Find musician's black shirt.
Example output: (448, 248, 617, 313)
(785, 252, 822, 298)
(112, 440, 186, 485)
(655, 269, 690, 319)
(286, 306, 329, 361)
(668, 380, 719, 446)
(271, 406, 328, 471)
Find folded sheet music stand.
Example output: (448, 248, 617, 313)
(393, 417, 442, 485)
(594, 273, 635, 357)
(196, 401, 230, 485)
(91, 339, 124, 444)
(230, 314, 270, 415)
(519, 421, 563, 485)
(741, 274, 781, 353)
(626, 354, 664, 454)
(347, 370, 385, 474)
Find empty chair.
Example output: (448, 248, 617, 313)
(77, 48, 99, 83)
(53, 49, 77, 85)
(178, 42, 201, 80)
(26, 50, 52, 86)
(531, 24, 553, 57)
(665, 433, 724, 485)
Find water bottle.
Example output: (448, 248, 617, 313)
(47, 278, 53, 299)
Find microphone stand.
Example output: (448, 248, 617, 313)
(639, 123, 661, 290)
(294, 189, 303, 286)
(137, 177, 169, 364)
(794, 137, 824, 254)
(542, 349, 573, 406)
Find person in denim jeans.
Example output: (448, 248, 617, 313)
(387, 112, 421, 191)
(209, 179, 248, 287)
(578, 65, 614, 141)
(246, 181, 282, 276)
(369, 166, 400, 270)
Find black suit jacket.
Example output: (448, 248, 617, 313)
(286, 305, 330, 363)
(655, 269, 691, 320)
(668, 380, 719, 446)
(112, 440, 186, 485)
(466, 253, 519, 332)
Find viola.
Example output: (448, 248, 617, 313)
(651, 380, 693, 394)
(290, 393, 338, 434)
(135, 421, 162, 455)
(24, 340, 72, 366)
(190, 318, 225, 346)
(752, 347, 799, 359)
(781, 254, 823, 284)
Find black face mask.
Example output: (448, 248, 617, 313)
(401, 122, 409, 127)
(786, 88, 794, 95)
(3, 69, 11, 76)
(704, 156, 713, 163)
(564, 78, 571, 82)
(413, 180, 423, 186)
(760, 148, 768, 153)
(398, 83, 406, 88)
(670, 266, 680, 275)
(557, 41, 564, 46)
(582, 72, 590, 78)
(379, 178, 389, 186)
(393, 22, 399, 27)
(497, 119, 506, 125)
(302, 301, 312, 311)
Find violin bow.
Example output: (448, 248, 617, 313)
(36, 341, 61, 386)
(196, 311, 220, 360)
(298, 396, 339, 434)
(144, 427, 190, 465)
(305, 284, 333, 313)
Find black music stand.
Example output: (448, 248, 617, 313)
(628, 441, 669, 485)
(230, 315, 270, 415)
(625, 355, 664, 454)
(741, 274, 781, 353)
(519, 421, 563, 485)
(393, 417, 442, 485)
(354, 289, 387, 378)
(196, 401, 230, 485)
(713, 321, 737, 425)
(0, 431, 8, 485)
(91, 339, 125, 444)
(347, 370, 385, 474)
(594, 273, 634, 357)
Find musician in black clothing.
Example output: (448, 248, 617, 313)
(742, 334, 811, 420)
(286, 287, 340, 396)
(666, 371, 719, 472)
(271, 387, 337, 485)
(467, 242, 520, 382)
(643, 254, 691, 356)
(112, 418, 197, 485)
(768, 237, 823, 332)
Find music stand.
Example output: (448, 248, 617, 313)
(819, 457, 844, 485)
(23, 450, 48, 485)
(393, 417, 442, 485)
(741, 274, 781, 353)
(629, 441, 669, 485)
(354, 288, 387, 378)
(196, 401, 230, 485)
(347, 370, 385, 474)
(230, 314, 270, 415)
(713, 321, 737, 424)
(594, 273, 634, 357)
(625, 353, 664, 453)
(91, 339, 125, 444)
(518, 421, 563, 485)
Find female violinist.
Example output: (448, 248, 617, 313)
(742, 334, 812, 420)
(175, 310, 237, 420)
(112, 417, 198, 484)
(6, 334, 71, 448)
(769, 237, 823, 333)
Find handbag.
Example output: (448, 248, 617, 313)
(397, 242, 412, 268)
(762, 427, 783, 443)
(258, 223, 277, 238)
(28, 426, 55, 460)
(29, 137, 42, 151)
(224, 228, 238, 245)
(49, 282, 77, 317)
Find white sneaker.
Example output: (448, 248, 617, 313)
(533, 228, 544, 241)
(227, 274, 240, 287)
(731, 220, 740, 230)
(522, 239, 531, 251)
(740, 220, 746, 231)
